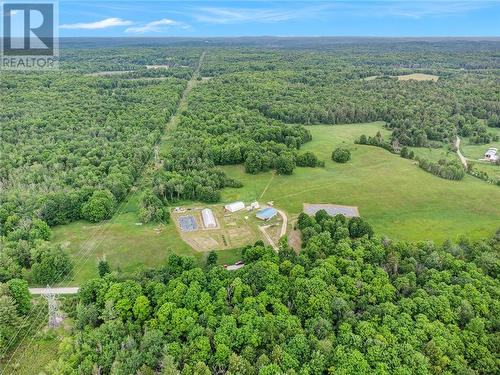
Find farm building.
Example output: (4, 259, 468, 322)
(256, 207, 277, 221)
(201, 208, 216, 228)
(224, 201, 245, 213)
(484, 148, 498, 162)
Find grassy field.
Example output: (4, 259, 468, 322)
(222, 122, 500, 243)
(0, 306, 70, 375)
(409, 145, 457, 163)
(397, 73, 439, 81)
(461, 129, 500, 181)
(51, 194, 242, 285)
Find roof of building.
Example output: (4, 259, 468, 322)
(201, 208, 216, 227)
(256, 207, 278, 220)
(225, 201, 245, 212)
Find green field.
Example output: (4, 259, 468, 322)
(222, 122, 500, 242)
(461, 128, 500, 181)
(409, 144, 456, 163)
(51, 194, 242, 285)
(50, 122, 500, 284)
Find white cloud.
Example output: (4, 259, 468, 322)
(188, 1, 492, 24)
(125, 18, 189, 33)
(60, 17, 133, 30)
(191, 5, 329, 24)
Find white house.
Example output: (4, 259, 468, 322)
(224, 201, 245, 213)
(201, 208, 216, 228)
(484, 148, 498, 162)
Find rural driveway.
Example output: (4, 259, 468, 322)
(455, 136, 468, 168)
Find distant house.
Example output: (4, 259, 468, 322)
(224, 201, 245, 213)
(201, 208, 216, 228)
(256, 207, 277, 221)
(484, 148, 498, 162)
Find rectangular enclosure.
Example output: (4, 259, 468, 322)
(178, 216, 198, 232)
(303, 203, 359, 218)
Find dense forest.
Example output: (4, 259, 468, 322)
(42, 212, 500, 374)
(0, 51, 200, 286)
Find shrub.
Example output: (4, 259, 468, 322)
(275, 155, 296, 175)
(331, 148, 351, 163)
(31, 243, 73, 284)
(138, 190, 170, 224)
(81, 190, 116, 223)
(417, 158, 465, 180)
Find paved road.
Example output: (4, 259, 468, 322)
(29, 287, 80, 295)
(455, 136, 468, 168)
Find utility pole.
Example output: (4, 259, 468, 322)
(42, 286, 62, 328)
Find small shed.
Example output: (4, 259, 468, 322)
(250, 201, 260, 210)
(256, 207, 277, 221)
(485, 148, 498, 162)
(224, 201, 245, 213)
(201, 208, 216, 228)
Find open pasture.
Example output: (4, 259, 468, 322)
(221, 122, 500, 242)
(398, 73, 439, 81)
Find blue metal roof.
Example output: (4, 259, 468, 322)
(256, 207, 277, 220)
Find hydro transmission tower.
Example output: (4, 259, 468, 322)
(42, 286, 62, 328)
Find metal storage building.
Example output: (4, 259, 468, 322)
(256, 207, 277, 221)
(201, 208, 216, 228)
(224, 201, 245, 213)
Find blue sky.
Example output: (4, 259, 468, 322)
(32, 1, 500, 37)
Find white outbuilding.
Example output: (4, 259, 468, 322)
(484, 148, 498, 162)
(201, 208, 216, 229)
(224, 201, 245, 213)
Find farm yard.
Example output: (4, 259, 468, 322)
(171, 204, 285, 252)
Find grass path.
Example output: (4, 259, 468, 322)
(455, 136, 468, 168)
(260, 172, 275, 200)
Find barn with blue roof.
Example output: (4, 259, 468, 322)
(256, 207, 277, 221)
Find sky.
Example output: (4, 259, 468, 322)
(5, 1, 500, 37)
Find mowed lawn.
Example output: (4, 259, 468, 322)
(222, 122, 500, 243)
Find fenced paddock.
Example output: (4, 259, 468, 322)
(304, 203, 359, 218)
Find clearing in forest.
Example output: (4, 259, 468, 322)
(397, 73, 439, 81)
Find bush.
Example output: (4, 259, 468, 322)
(31, 243, 73, 284)
(138, 190, 170, 224)
(331, 148, 351, 163)
(417, 158, 465, 180)
(81, 190, 116, 223)
(348, 217, 374, 238)
(275, 155, 296, 175)
(296, 152, 322, 167)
